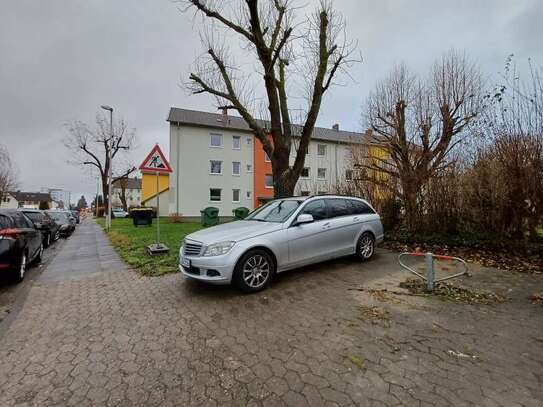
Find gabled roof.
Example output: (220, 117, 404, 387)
(112, 177, 142, 190)
(10, 191, 52, 202)
(167, 107, 370, 144)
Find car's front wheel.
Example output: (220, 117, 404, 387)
(54, 230, 60, 241)
(356, 232, 375, 261)
(234, 249, 275, 293)
(44, 233, 51, 248)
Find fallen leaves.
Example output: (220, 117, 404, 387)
(358, 305, 391, 326)
(399, 278, 507, 305)
(530, 292, 543, 305)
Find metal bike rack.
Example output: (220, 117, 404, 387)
(398, 252, 470, 291)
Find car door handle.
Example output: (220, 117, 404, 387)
(353, 217, 360, 222)
(322, 222, 331, 229)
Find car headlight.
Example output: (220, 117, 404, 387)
(202, 241, 235, 257)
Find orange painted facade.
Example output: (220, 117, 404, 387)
(253, 137, 274, 208)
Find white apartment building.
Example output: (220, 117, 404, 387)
(112, 177, 142, 209)
(167, 108, 368, 219)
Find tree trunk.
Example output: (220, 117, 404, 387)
(101, 174, 109, 218)
(401, 177, 421, 235)
(272, 144, 297, 198)
(120, 186, 128, 212)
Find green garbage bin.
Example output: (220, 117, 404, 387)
(130, 208, 154, 226)
(200, 207, 219, 226)
(233, 207, 250, 220)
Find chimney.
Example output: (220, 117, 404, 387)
(332, 123, 339, 131)
(218, 106, 229, 125)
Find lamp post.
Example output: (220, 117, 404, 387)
(101, 105, 113, 231)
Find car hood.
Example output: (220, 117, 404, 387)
(185, 220, 282, 245)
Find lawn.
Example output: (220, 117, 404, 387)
(96, 218, 203, 276)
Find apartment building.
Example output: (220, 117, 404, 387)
(168, 107, 369, 218)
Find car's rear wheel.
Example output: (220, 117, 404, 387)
(356, 232, 375, 261)
(35, 244, 43, 264)
(234, 249, 274, 293)
(14, 252, 26, 283)
(44, 233, 51, 248)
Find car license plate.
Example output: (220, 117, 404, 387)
(181, 257, 191, 268)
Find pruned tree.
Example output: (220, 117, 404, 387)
(0, 145, 18, 202)
(64, 113, 137, 216)
(181, 0, 356, 197)
(361, 51, 483, 232)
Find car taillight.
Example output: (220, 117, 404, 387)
(0, 228, 21, 240)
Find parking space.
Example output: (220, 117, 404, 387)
(0, 221, 541, 406)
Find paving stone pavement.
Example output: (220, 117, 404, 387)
(0, 221, 542, 406)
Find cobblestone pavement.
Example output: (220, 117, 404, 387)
(0, 221, 542, 406)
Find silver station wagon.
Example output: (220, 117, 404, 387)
(179, 195, 384, 292)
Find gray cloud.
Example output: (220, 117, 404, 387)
(1, 0, 541, 202)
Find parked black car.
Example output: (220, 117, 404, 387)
(19, 209, 60, 247)
(46, 211, 75, 237)
(0, 209, 43, 282)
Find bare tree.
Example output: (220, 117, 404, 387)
(0, 145, 18, 202)
(361, 51, 483, 232)
(64, 114, 137, 216)
(181, 0, 356, 197)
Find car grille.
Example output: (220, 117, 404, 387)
(183, 240, 202, 256)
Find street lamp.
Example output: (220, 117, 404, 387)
(101, 105, 113, 231)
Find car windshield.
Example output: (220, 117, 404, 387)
(246, 199, 302, 223)
(47, 212, 68, 222)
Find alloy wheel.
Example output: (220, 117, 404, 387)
(359, 235, 374, 259)
(19, 254, 26, 280)
(242, 255, 270, 289)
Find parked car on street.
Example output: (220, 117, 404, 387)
(0, 209, 43, 282)
(112, 208, 129, 218)
(179, 195, 384, 292)
(46, 211, 75, 237)
(18, 209, 61, 247)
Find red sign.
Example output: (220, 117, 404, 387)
(139, 144, 172, 173)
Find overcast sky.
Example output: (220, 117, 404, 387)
(1, 0, 542, 203)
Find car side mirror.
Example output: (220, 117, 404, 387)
(295, 213, 314, 225)
(34, 222, 42, 229)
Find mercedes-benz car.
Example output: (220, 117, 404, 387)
(179, 195, 384, 292)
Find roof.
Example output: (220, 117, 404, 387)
(167, 107, 370, 144)
(112, 177, 142, 190)
(9, 191, 52, 202)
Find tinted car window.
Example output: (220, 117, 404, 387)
(327, 199, 351, 218)
(23, 212, 43, 222)
(349, 200, 375, 215)
(0, 214, 13, 229)
(300, 199, 328, 221)
(14, 213, 31, 228)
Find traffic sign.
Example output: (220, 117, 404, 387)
(139, 144, 172, 173)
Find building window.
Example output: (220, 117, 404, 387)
(232, 189, 240, 202)
(301, 167, 310, 178)
(246, 137, 252, 146)
(210, 188, 222, 201)
(210, 134, 223, 147)
(232, 161, 241, 175)
(317, 144, 327, 156)
(265, 174, 273, 188)
(345, 148, 353, 160)
(345, 169, 353, 181)
(247, 191, 252, 199)
(210, 160, 222, 174)
(232, 136, 241, 150)
(300, 191, 310, 196)
(264, 152, 271, 162)
(317, 168, 327, 179)
(246, 164, 252, 173)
